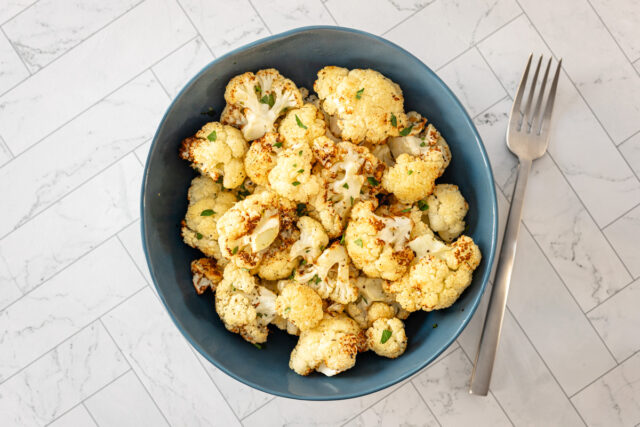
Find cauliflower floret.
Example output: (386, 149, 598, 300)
(257, 235, 299, 280)
(271, 315, 301, 336)
(289, 313, 366, 376)
(344, 201, 414, 280)
(426, 184, 469, 242)
(190, 257, 223, 294)
(268, 142, 321, 203)
(382, 150, 445, 203)
(187, 175, 220, 204)
(345, 276, 405, 328)
(221, 69, 303, 141)
(290, 216, 329, 263)
(275, 282, 323, 331)
(314, 67, 408, 144)
(385, 235, 482, 312)
(388, 123, 451, 171)
(216, 191, 296, 269)
(366, 317, 407, 358)
(215, 264, 277, 344)
(278, 103, 326, 147)
(244, 132, 284, 186)
(182, 226, 225, 260)
(179, 122, 248, 189)
(295, 242, 359, 304)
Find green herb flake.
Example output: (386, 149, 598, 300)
(207, 130, 217, 141)
(354, 238, 363, 247)
(216, 176, 223, 184)
(420, 141, 427, 147)
(418, 200, 429, 211)
(254, 85, 261, 95)
(362, 295, 368, 304)
(342, 183, 349, 189)
(284, 307, 291, 314)
(407, 170, 413, 175)
(295, 114, 308, 129)
(401, 208, 411, 213)
(390, 113, 397, 127)
(253, 343, 263, 350)
(297, 169, 304, 174)
(381, 329, 392, 344)
(200, 209, 215, 216)
(350, 196, 354, 206)
(319, 245, 325, 251)
(313, 275, 321, 284)
(231, 285, 236, 291)
(273, 141, 283, 148)
(432, 323, 438, 329)
(196, 232, 203, 240)
(340, 235, 345, 245)
(256, 312, 264, 318)
(201, 107, 216, 117)
(298, 150, 303, 156)
(296, 203, 307, 216)
(292, 181, 301, 186)
(399, 124, 413, 136)
(293, 163, 297, 167)
(232, 246, 239, 255)
(260, 93, 275, 108)
(288, 271, 295, 280)
(355, 88, 364, 99)
(300, 259, 307, 266)
(367, 177, 379, 186)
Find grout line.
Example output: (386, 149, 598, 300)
(320, 1, 339, 25)
(175, 0, 216, 59)
(471, 95, 509, 121)
(43, 369, 132, 427)
(0, 26, 32, 75)
(0, 0, 42, 27)
(99, 317, 175, 427)
(601, 200, 640, 230)
(410, 380, 443, 427)
(116, 234, 150, 285)
(618, 128, 640, 148)
(238, 394, 275, 421)
(569, 349, 639, 399)
(149, 67, 172, 99)
(247, 0, 272, 35)
(81, 402, 100, 427)
(380, 0, 435, 36)
(586, 277, 638, 316)
(0, 32, 196, 163)
(0, 135, 15, 159)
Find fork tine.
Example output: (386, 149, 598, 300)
(520, 55, 542, 130)
(509, 54, 533, 130)
(530, 57, 552, 132)
(537, 58, 562, 135)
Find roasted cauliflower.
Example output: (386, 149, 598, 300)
(190, 257, 223, 294)
(268, 142, 321, 203)
(278, 103, 326, 147)
(243, 132, 283, 186)
(290, 216, 330, 264)
(366, 317, 407, 358)
(426, 184, 469, 242)
(275, 282, 324, 331)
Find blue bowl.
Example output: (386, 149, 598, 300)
(141, 26, 498, 400)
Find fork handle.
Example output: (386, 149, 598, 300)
(469, 158, 532, 396)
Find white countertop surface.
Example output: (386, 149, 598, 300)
(1, 0, 639, 426)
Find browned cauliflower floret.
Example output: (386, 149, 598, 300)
(382, 150, 446, 203)
(221, 69, 303, 141)
(278, 103, 326, 147)
(345, 276, 407, 328)
(216, 190, 296, 269)
(257, 235, 299, 280)
(243, 132, 284, 186)
(190, 258, 223, 294)
(268, 142, 321, 203)
(314, 67, 408, 144)
(215, 264, 277, 344)
(295, 242, 359, 304)
(179, 122, 248, 189)
(289, 216, 329, 263)
(426, 184, 469, 242)
(389, 123, 451, 170)
(275, 282, 323, 331)
(289, 313, 366, 376)
(344, 201, 414, 281)
(385, 234, 482, 312)
(366, 317, 407, 358)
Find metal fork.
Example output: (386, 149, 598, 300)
(469, 54, 562, 396)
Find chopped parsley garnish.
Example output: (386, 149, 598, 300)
(253, 343, 263, 349)
(254, 85, 261, 95)
(367, 177, 379, 186)
(355, 88, 364, 99)
(350, 196, 354, 206)
(260, 93, 275, 108)
(297, 169, 304, 174)
(390, 113, 397, 127)
(288, 271, 295, 280)
(432, 323, 438, 329)
(293, 163, 297, 167)
(295, 114, 308, 129)
(418, 200, 429, 211)
(232, 246, 239, 255)
(284, 307, 291, 314)
(399, 124, 413, 136)
(381, 329, 392, 344)
(216, 176, 223, 184)
(340, 235, 345, 245)
(196, 232, 203, 240)
(207, 130, 217, 141)
(354, 238, 363, 247)
(298, 150, 303, 156)
(200, 209, 215, 216)
(342, 183, 349, 189)
(231, 285, 236, 291)
(319, 245, 325, 251)
(200, 107, 216, 117)
(420, 141, 427, 147)
(401, 208, 411, 213)
(236, 184, 250, 200)
(296, 203, 307, 216)
(273, 141, 283, 148)
(361, 295, 368, 304)
(292, 181, 301, 186)
(300, 259, 307, 266)
(256, 313, 264, 318)
(407, 170, 413, 175)
(312, 274, 321, 284)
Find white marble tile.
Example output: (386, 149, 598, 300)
(619, 131, 640, 182)
(134, 140, 152, 166)
(572, 352, 640, 426)
(152, 36, 212, 99)
(0, 135, 13, 166)
(252, 0, 333, 33)
(345, 382, 438, 427)
(635, 59, 640, 75)
(179, 0, 267, 57)
(0, 238, 144, 381)
(0, 154, 142, 293)
(0, 30, 28, 94)
(2, 0, 141, 72)
(0, 0, 37, 24)
(84, 370, 169, 427)
(194, 352, 273, 419)
(0, 72, 166, 238)
(385, 0, 521, 70)
(479, 15, 640, 227)
(604, 204, 640, 278)
(412, 348, 511, 426)
(518, 0, 640, 144)
(589, 277, 640, 362)
(49, 405, 97, 427)
(324, 0, 427, 35)
(0, 322, 128, 427)
(118, 219, 152, 285)
(589, 0, 640, 62)
(437, 47, 506, 117)
(101, 288, 240, 427)
(0, 252, 21, 311)
(0, 0, 195, 155)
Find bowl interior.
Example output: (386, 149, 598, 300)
(141, 26, 497, 400)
